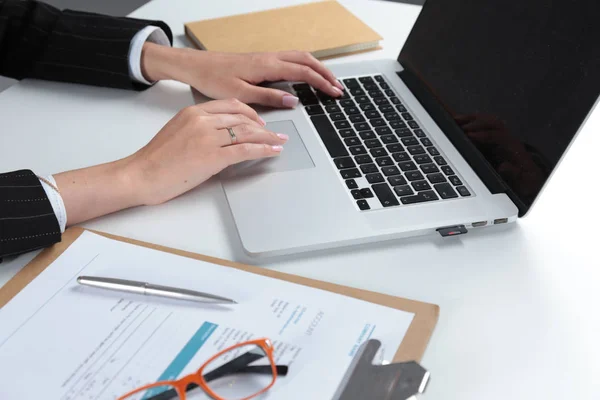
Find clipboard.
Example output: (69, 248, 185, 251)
(0, 227, 439, 363)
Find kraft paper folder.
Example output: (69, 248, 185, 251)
(0, 227, 439, 363)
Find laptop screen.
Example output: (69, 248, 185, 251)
(398, 1, 600, 213)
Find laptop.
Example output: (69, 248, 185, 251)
(219, 0, 600, 257)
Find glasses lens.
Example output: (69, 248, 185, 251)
(201, 344, 274, 400)
(121, 384, 181, 400)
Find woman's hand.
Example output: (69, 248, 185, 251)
(54, 99, 287, 225)
(142, 44, 344, 108)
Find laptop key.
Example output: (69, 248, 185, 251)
(346, 179, 358, 189)
(349, 145, 367, 155)
(382, 166, 401, 176)
(363, 83, 378, 91)
(374, 75, 385, 83)
(340, 168, 361, 179)
(345, 107, 361, 115)
(457, 186, 471, 197)
(369, 90, 385, 98)
(355, 155, 372, 164)
(414, 154, 433, 164)
(449, 175, 463, 186)
(293, 83, 311, 91)
(399, 162, 418, 172)
(360, 102, 375, 111)
(379, 82, 390, 89)
(434, 183, 458, 199)
(384, 90, 395, 98)
(421, 164, 439, 174)
(421, 138, 433, 147)
(359, 76, 375, 84)
(350, 114, 366, 123)
(396, 105, 407, 112)
(408, 121, 420, 129)
(370, 148, 387, 158)
(365, 110, 381, 119)
(366, 173, 385, 184)
(374, 97, 390, 106)
(344, 137, 361, 147)
(376, 156, 393, 167)
(388, 175, 408, 186)
(372, 183, 400, 207)
(401, 112, 413, 120)
(305, 105, 325, 115)
(412, 180, 432, 191)
(381, 135, 399, 144)
(364, 139, 383, 149)
(400, 190, 439, 204)
(375, 127, 392, 135)
(360, 188, 374, 198)
(441, 166, 454, 175)
(413, 129, 426, 138)
(387, 143, 404, 153)
(427, 147, 440, 156)
(334, 120, 351, 129)
(406, 171, 424, 181)
(297, 91, 319, 105)
(339, 128, 356, 138)
(390, 120, 406, 129)
(402, 137, 419, 146)
(384, 112, 401, 121)
(357, 199, 370, 210)
(379, 105, 394, 113)
(392, 152, 410, 162)
(343, 78, 360, 88)
(330, 113, 346, 121)
(325, 105, 341, 113)
(351, 189, 363, 200)
(434, 156, 447, 165)
(408, 145, 426, 155)
(355, 95, 370, 104)
(334, 157, 355, 169)
(311, 115, 348, 157)
(394, 185, 414, 197)
(350, 88, 365, 96)
(355, 122, 370, 131)
(359, 130, 376, 140)
(395, 128, 412, 137)
(340, 99, 356, 108)
(371, 118, 387, 127)
(361, 164, 379, 174)
(390, 97, 401, 104)
(427, 173, 446, 184)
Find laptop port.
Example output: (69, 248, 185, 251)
(494, 218, 508, 225)
(471, 221, 487, 227)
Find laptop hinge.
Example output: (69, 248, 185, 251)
(396, 65, 528, 216)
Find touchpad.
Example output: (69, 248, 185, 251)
(224, 120, 315, 178)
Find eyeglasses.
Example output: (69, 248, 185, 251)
(118, 338, 288, 400)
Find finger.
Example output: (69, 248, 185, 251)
(219, 143, 283, 167)
(278, 61, 343, 97)
(237, 83, 301, 109)
(277, 51, 343, 90)
(220, 124, 288, 147)
(209, 113, 262, 129)
(197, 99, 265, 126)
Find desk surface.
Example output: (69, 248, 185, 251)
(1, 0, 599, 399)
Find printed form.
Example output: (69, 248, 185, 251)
(0, 232, 414, 399)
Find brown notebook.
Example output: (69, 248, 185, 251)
(184, 1, 383, 59)
(0, 227, 438, 363)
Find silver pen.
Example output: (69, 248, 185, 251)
(77, 276, 237, 304)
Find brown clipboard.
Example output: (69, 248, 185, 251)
(0, 227, 439, 363)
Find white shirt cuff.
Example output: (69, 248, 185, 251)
(38, 175, 67, 233)
(128, 26, 171, 85)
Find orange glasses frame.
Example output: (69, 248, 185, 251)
(117, 337, 278, 400)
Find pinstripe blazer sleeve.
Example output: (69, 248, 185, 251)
(0, 0, 173, 90)
(0, 170, 61, 260)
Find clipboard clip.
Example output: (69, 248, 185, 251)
(332, 339, 430, 400)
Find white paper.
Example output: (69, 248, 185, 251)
(0, 232, 413, 399)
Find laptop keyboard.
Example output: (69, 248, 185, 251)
(293, 75, 472, 211)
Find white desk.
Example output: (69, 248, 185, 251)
(1, 0, 599, 398)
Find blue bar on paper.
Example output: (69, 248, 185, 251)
(142, 322, 218, 399)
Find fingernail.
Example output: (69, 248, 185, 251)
(277, 133, 289, 141)
(335, 79, 344, 90)
(272, 145, 284, 152)
(258, 116, 266, 126)
(282, 95, 299, 108)
(332, 86, 343, 96)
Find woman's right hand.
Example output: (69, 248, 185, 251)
(55, 99, 286, 225)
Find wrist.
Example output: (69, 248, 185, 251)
(141, 42, 185, 82)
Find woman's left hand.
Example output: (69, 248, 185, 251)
(142, 44, 344, 108)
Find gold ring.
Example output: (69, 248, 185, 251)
(226, 127, 237, 144)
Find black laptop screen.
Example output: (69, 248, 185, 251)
(398, 0, 600, 212)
